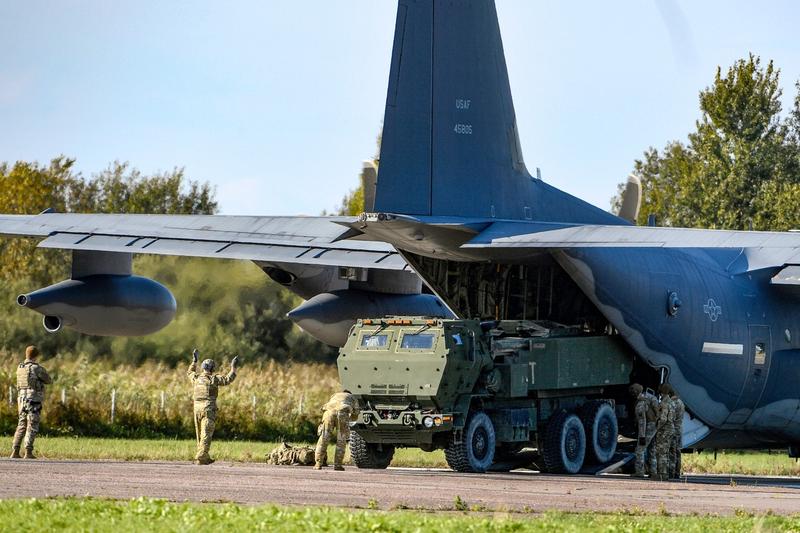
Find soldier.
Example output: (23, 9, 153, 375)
(266, 442, 315, 466)
(629, 383, 657, 478)
(188, 348, 238, 465)
(11, 345, 52, 459)
(315, 390, 359, 471)
(655, 383, 676, 481)
(670, 389, 685, 479)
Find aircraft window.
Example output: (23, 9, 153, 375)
(401, 333, 436, 349)
(452, 333, 463, 345)
(754, 343, 766, 365)
(360, 334, 389, 348)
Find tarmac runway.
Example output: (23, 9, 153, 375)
(1, 459, 799, 515)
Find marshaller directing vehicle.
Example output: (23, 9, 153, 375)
(340, 317, 636, 474)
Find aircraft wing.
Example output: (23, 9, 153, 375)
(463, 221, 800, 251)
(0, 213, 409, 271)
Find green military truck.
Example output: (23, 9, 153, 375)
(338, 317, 635, 474)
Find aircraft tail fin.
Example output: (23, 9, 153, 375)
(374, 0, 622, 225)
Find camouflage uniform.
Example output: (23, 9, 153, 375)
(315, 391, 359, 470)
(267, 442, 315, 465)
(12, 349, 52, 459)
(633, 391, 658, 477)
(655, 392, 675, 480)
(670, 394, 685, 479)
(188, 359, 236, 464)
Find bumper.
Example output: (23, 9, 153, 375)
(353, 410, 454, 445)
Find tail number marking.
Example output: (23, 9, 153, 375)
(454, 124, 473, 135)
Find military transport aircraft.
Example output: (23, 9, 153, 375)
(3, 0, 800, 457)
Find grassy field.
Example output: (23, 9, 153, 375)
(0, 498, 797, 532)
(0, 351, 339, 441)
(10, 435, 800, 475)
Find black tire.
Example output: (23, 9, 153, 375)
(444, 411, 496, 473)
(579, 400, 618, 464)
(542, 411, 586, 474)
(349, 431, 395, 469)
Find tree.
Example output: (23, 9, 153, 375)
(333, 132, 381, 216)
(617, 56, 800, 231)
(0, 157, 218, 283)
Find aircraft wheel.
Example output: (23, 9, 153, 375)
(445, 411, 496, 473)
(580, 400, 618, 464)
(349, 431, 394, 469)
(542, 411, 586, 474)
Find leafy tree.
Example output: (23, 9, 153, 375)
(0, 156, 336, 364)
(334, 132, 381, 216)
(616, 55, 800, 231)
(0, 157, 217, 283)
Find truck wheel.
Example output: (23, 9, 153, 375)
(542, 411, 585, 474)
(445, 411, 496, 473)
(349, 431, 395, 469)
(580, 400, 618, 464)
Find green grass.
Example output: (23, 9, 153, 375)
(12, 436, 800, 476)
(14, 435, 450, 467)
(0, 498, 798, 532)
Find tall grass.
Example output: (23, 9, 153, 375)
(0, 351, 338, 441)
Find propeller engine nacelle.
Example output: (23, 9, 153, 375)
(288, 289, 454, 346)
(17, 275, 176, 336)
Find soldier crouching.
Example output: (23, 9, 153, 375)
(315, 390, 359, 470)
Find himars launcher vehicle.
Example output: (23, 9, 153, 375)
(340, 316, 634, 473)
(1, 0, 800, 461)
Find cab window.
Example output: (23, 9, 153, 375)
(400, 333, 436, 350)
(359, 333, 389, 349)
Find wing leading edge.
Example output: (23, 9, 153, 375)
(0, 213, 409, 271)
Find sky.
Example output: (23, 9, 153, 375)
(1, 1, 799, 216)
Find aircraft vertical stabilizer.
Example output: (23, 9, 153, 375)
(374, 0, 624, 226)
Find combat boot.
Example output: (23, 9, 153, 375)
(333, 465, 345, 471)
(23, 448, 36, 459)
(313, 462, 323, 470)
(9, 447, 21, 459)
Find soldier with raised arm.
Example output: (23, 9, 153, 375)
(11, 345, 52, 459)
(629, 383, 657, 478)
(314, 390, 359, 471)
(188, 348, 238, 465)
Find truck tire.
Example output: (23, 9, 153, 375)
(349, 431, 395, 469)
(445, 411, 496, 473)
(580, 400, 618, 464)
(542, 411, 586, 474)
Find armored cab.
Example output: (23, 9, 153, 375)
(339, 317, 634, 473)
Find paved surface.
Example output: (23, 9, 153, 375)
(1, 459, 799, 515)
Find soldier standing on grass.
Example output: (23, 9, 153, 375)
(188, 348, 238, 465)
(629, 383, 657, 478)
(655, 383, 676, 481)
(314, 390, 359, 471)
(11, 345, 52, 459)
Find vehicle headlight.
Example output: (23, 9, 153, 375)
(422, 416, 434, 428)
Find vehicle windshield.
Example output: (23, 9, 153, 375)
(401, 333, 436, 349)
(360, 334, 388, 348)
